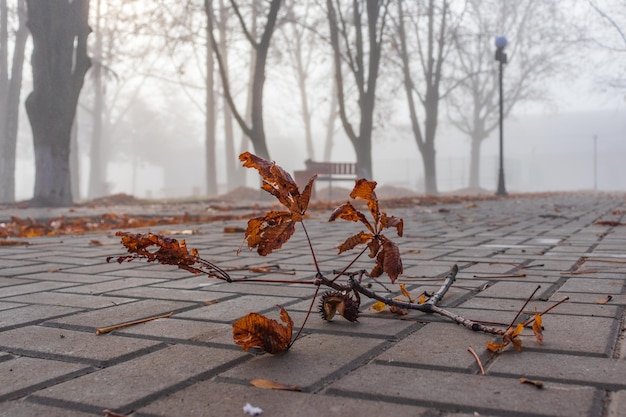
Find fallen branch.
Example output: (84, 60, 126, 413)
(96, 312, 173, 335)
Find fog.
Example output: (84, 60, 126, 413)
(9, 1, 626, 201)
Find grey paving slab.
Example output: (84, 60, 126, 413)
(0, 326, 162, 366)
(325, 363, 601, 417)
(134, 380, 427, 417)
(0, 356, 89, 401)
(0, 193, 625, 416)
(34, 344, 246, 411)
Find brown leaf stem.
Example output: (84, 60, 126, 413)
(96, 312, 173, 335)
(467, 346, 485, 375)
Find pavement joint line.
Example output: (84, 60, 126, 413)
(0, 367, 95, 403)
(115, 354, 254, 415)
(487, 371, 626, 391)
(0, 341, 170, 369)
(25, 395, 120, 416)
(323, 387, 603, 417)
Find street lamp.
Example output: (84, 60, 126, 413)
(494, 35, 508, 196)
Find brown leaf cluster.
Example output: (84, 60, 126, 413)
(0, 212, 252, 239)
(108, 231, 230, 280)
(239, 152, 316, 255)
(232, 305, 293, 354)
(329, 179, 403, 283)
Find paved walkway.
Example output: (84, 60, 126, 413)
(0, 192, 625, 417)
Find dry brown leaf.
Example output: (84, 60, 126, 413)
(232, 305, 293, 354)
(250, 378, 301, 391)
(532, 314, 543, 344)
(596, 295, 613, 304)
(520, 377, 544, 389)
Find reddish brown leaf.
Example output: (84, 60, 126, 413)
(381, 213, 403, 237)
(381, 239, 403, 283)
(350, 179, 380, 223)
(239, 153, 316, 254)
(232, 305, 293, 354)
(337, 231, 374, 254)
(243, 212, 295, 256)
(328, 202, 373, 233)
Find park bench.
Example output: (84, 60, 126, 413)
(294, 159, 358, 199)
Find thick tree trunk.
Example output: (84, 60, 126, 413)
(25, 0, 91, 207)
(421, 142, 437, 194)
(323, 78, 338, 161)
(468, 134, 483, 189)
(87, 0, 106, 199)
(0, 0, 27, 203)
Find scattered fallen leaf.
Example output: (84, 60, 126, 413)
(160, 229, 197, 235)
(96, 312, 173, 335)
(48, 268, 60, 273)
(594, 220, 625, 226)
(89, 239, 104, 246)
(203, 300, 219, 306)
(596, 295, 613, 304)
(520, 377, 544, 389)
(532, 313, 543, 344)
(232, 305, 293, 354)
(0, 239, 29, 246)
(224, 226, 246, 233)
(370, 301, 387, 312)
(487, 323, 524, 352)
(250, 378, 301, 391)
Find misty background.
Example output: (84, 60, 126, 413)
(5, 0, 626, 202)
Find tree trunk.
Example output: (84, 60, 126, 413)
(421, 142, 437, 195)
(323, 77, 338, 161)
(219, 0, 238, 191)
(0, 0, 27, 203)
(25, 0, 91, 207)
(205, 0, 217, 196)
(88, 0, 105, 199)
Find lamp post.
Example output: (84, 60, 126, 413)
(494, 35, 508, 196)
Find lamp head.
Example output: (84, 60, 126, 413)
(495, 36, 508, 49)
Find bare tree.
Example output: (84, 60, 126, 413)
(0, 0, 28, 203)
(447, 0, 570, 189)
(327, 0, 390, 179)
(25, 0, 91, 207)
(394, 0, 462, 194)
(210, 0, 282, 161)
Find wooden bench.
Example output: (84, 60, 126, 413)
(294, 160, 358, 199)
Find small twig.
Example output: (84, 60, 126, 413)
(560, 269, 599, 275)
(523, 297, 569, 326)
(96, 312, 173, 335)
(425, 265, 459, 307)
(331, 245, 369, 283)
(467, 346, 485, 375)
(507, 285, 541, 328)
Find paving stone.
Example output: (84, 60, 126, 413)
(551, 291, 626, 305)
(176, 295, 304, 323)
(557, 277, 624, 294)
(489, 351, 626, 389)
(0, 356, 89, 401)
(0, 301, 25, 311)
(324, 363, 600, 417)
(115, 317, 235, 346)
(219, 332, 385, 390)
(0, 400, 95, 417)
(2, 292, 136, 309)
(57, 277, 167, 295)
(0, 281, 78, 298)
(0, 305, 82, 331)
(458, 297, 620, 318)
(9, 271, 119, 283)
(608, 390, 626, 417)
(375, 322, 493, 370)
(0, 326, 162, 366)
(134, 380, 426, 417)
(35, 344, 246, 410)
(0, 277, 32, 287)
(106, 286, 227, 303)
(47, 299, 196, 330)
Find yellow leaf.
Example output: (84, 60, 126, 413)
(250, 379, 301, 391)
(532, 314, 543, 344)
(371, 301, 387, 312)
(487, 341, 508, 352)
(399, 284, 412, 301)
(418, 294, 426, 304)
